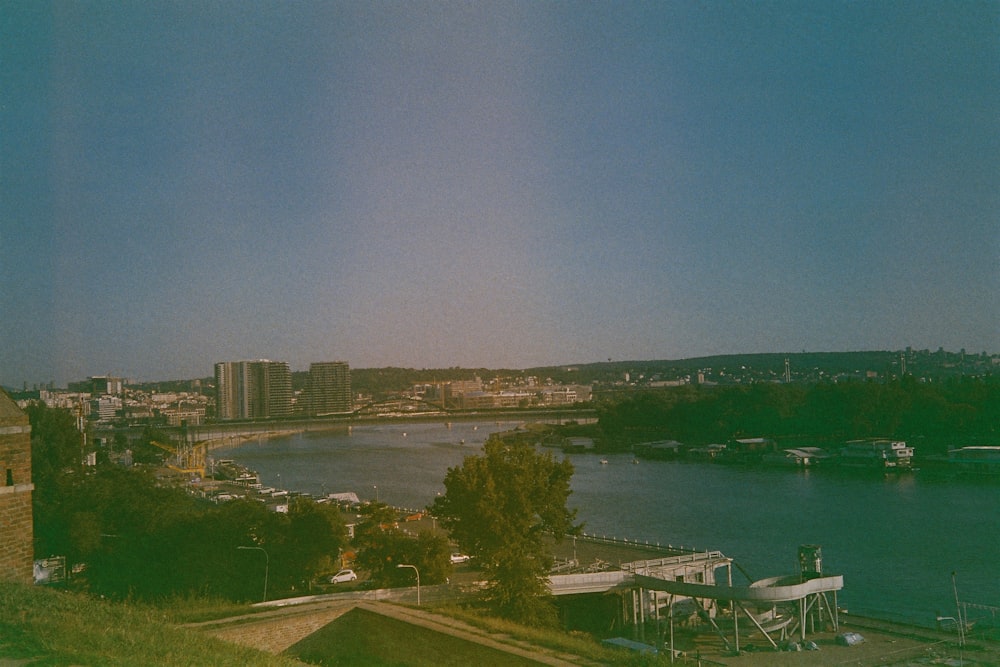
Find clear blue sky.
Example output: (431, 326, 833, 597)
(2, 1, 997, 386)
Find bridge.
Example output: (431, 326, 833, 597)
(548, 570, 628, 595)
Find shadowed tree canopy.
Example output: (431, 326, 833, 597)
(430, 437, 579, 623)
(25, 403, 349, 601)
(353, 502, 451, 587)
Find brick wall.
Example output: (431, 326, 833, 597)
(0, 393, 33, 584)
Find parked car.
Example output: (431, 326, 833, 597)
(327, 569, 358, 584)
(450, 553, 471, 564)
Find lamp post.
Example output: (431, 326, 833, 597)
(951, 572, 966, 648)
(397, 563, 420, 606)
(433, 491, 441, 532)
(237, 546, 269, 602)
(373, 484, 379, 503)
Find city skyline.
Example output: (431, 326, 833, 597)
(7, 346, 994, 393)
(3, 2, 998, 388)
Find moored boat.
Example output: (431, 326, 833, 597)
(838, 439, 914, 470)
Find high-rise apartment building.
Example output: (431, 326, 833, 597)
(89, 375, 124, 396)
(252, 361, 292, 418)
(301, 361, 352, 416)
(214, 360, 292, 420)
(215, 361, 249, 420)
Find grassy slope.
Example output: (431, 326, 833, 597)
(0, 583, 302, 667)
(2, 583, 660, 666)
(286, 607, 544, 667)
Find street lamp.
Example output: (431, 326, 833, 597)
(397, 563, 420, 606)
(373, 484, 379, 503)
(237, 546, 269, 602)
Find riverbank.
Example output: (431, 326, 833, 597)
(693, 612, 1000, 666)
(201, 428, 311, 452)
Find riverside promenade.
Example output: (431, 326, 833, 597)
(185, 530, 1000, 666)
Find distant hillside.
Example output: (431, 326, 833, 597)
(346, 349, 995, 398)
(526, 349, 994, 383)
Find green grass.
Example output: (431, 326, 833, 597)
(154, 593, 274, 624)
(424, 603, 666, 666)
(1, 582, 673, 666)
(0, 582, 302, 666)
(287, 607, 545, 666)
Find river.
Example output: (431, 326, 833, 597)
(211, 419, 1000, 628)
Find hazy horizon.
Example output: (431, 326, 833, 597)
(4, 2, 997, 387)
(7, 346, 992, 390)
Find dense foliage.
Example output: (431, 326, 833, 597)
(593, 376, 999, 452)
(430, 438, 579, 625)
(28, 403, 347, 601)
(352, 502, 452, 587)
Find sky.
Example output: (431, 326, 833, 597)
(2, 1, 998, 387)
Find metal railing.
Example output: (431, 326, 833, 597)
(575, 532, 711, 555)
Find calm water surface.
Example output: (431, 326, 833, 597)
(213, 420, 1000, 626)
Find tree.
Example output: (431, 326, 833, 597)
(430, 438, 579, 624)
(352, 502, 449, 587)
(280, 497, 349, 589)
(411, 530, 452, 585)
(26, 402, 83, 489)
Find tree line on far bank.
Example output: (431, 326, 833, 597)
(589, 376, 998, 453)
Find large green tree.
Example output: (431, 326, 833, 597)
(353, 502, 451, 587)
(430, 438, 579, 624)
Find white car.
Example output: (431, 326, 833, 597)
(327, 569, 358, 584)
(450, 553, 471, 564)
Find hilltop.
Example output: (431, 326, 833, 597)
(345, 348, 995, 399)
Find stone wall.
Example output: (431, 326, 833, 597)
(0, 391, 33, 584)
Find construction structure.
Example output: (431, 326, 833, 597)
(151, 440, 207, 479)
(549, 544, 843, 656)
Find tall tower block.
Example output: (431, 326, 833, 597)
(302, 362, 352, 416)
(0, 390, 34, 583)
